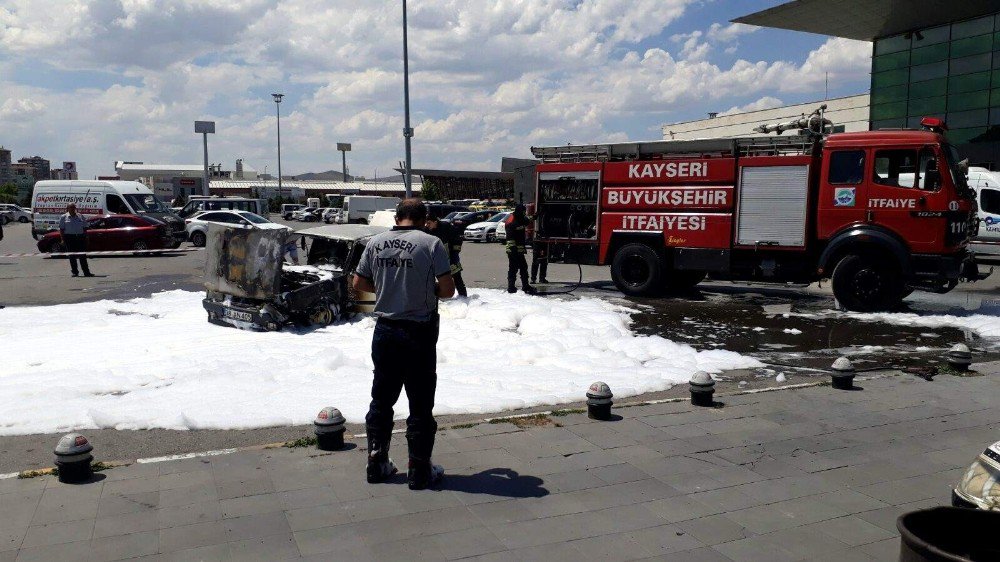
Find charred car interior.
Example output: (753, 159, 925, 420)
(203, 223, 386, 331)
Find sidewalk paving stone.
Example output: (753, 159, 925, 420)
(2, 370, 998, 561)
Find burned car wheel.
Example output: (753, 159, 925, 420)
(309, 305, 335, 326)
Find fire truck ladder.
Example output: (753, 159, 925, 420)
(531, 134, 817, 163)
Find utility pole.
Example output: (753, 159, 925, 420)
(272, 93, 284, 195)
(194, 121, 215, 196)
(337, 143, 352, 183)
(402, 0, 414, 198)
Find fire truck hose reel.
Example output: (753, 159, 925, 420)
(945, 344, 973, 372)
(689, 371, 716, 407)
(586, 382, 614, 421)
(314, 407, 347, 451)
(54, 433, 94, 484)
(830, 357, 856, 390)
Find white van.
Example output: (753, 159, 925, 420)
(967, 167, 1000, 263)
(31, 180, 186, 245)
(177, 197, 270, 219)
(336, 196, 400, 224)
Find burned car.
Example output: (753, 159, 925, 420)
(202, 223, 386, 330)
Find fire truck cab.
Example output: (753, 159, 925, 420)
(531, 121, 983, 312)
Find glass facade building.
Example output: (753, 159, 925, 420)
(871, 12, 1000, 166)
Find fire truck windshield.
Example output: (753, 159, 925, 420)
(943, 144, 971, 196)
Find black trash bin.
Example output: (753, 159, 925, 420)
(897, 507, 1000, 561)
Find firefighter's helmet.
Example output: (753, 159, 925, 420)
(953, 440, 1000, 510)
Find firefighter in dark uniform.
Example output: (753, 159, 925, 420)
(425, 215, 468, 297)
(504, 204, 537, 294)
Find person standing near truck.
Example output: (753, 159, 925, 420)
(531, 239, 548, 284)
(504, 204, 536, 294)
(425, 214, 468, 297)
(352, 198, 456, 490)
(59, 203, 94, 277)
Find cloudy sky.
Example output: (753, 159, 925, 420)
(0, 0, 872, 180)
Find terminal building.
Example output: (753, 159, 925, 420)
(726, 0, 1000, 168)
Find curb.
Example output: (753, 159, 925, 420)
(0, 370, 904, 479)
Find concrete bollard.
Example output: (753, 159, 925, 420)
(945, 344, 973, 372)
(586, 382, 614, 420)
(689, 371, 716, 407)
(831, 357, 856, 390)
(314, 407, 346, 451)
(54, 433, 94, 484)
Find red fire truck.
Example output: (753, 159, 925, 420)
(530, 117, 986, 312)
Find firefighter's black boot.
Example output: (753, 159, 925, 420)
(407, 459, 444, 490)
(520, 270, 536, 295)
(366, 432, 397, 484)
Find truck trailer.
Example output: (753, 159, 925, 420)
(530, 116, 986, 312)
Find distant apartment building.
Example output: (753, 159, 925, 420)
(10, 163, 36, 202)
(50, 162, 79, 180)
(17, 156, 51, 183)
(0, 146, 12, 184)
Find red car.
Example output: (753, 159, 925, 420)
(37, 214, 176, 253)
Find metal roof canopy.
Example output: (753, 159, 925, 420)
(395, 168, 513, 180)
(733, 0, 999, 41)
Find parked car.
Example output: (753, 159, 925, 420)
(177, 197, 270, 219)
(443, 211, 469, 221)
(36, 214, 177, 253)
(185, 210, 287, 247)
(202, 224, 388, 331)
(323, 208, 340, 223)
(0, 204, 32, 223)
(450, 209, 498, 234)
(301, 207, 330, 222)
(463, 212, 510, 242)
(291, 207, 315, 221)
(282, 204, 305, 220)
(426, 204, 469, 220)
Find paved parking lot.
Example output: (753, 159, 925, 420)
(1, 366, 997, 561)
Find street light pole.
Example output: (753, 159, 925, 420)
(402, 0, 414, 198)
(272, 93, 284, 197)
(194, 121, 215, 197)
(337, 143, 352, 183)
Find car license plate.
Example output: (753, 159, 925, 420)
(224, 308, 253, 322)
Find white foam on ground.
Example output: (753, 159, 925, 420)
(0, 290, 761, 436)
(792, 310, 1000, 340)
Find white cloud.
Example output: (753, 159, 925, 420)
(706, 22, 757, 43)
(720, 96, 785, 115)
(0, 98, 46, 121)
(0, 2, 872, 179)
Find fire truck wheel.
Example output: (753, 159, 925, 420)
(831, 254, 904, 312)
(665, 270, 706, 292)
(611, 243, 664, 296)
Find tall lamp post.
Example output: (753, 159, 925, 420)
(194, 121, 215, 196)
(402, 0, 414, 198)
(337, 143, 352, 183)
(272, 93, 284, 197)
